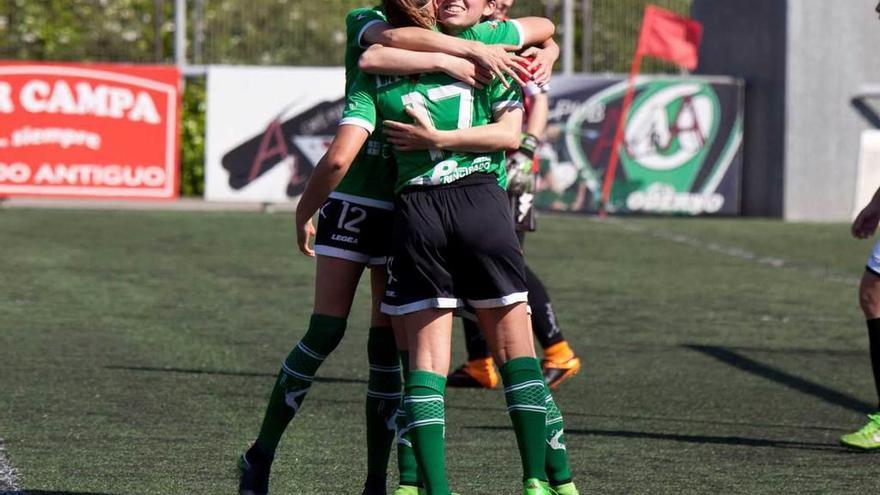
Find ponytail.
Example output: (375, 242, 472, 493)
(384, 0, 435, 30)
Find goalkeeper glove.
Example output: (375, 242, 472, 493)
(507, 133, 539, 195)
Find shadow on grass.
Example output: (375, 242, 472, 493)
(1, 492, 124, 495)
(104, 365, 366, 384)
(684, 345, 874, 414)
(469, 425, 840, 452)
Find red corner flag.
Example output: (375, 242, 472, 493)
(598, 5, 703, 217)
(637, 5, 703, 70)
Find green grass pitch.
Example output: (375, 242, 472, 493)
(0, 208, 878, 494)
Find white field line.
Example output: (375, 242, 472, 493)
(600, 219, 860, 286)
(0, 438, 21, 493)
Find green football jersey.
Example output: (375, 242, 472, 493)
(335, 6, 396, 204)
(344, 6, 387, 93)
(458, 18, 525, 47)
(341, 21, 525, 194)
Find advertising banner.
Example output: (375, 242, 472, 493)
(205, 66, 345, 202)
(0, 62, 180, 199)
(537, 75, 744, 215)
(204, 69, 743, 215)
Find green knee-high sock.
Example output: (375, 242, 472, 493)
(500, 357, 548, 482)
(255, 314, 347, 455)
(396, 351, 421, 487)
(404, 370, 449, 495)
(365, 327, 401, 490)
(544, 388, 572, 486)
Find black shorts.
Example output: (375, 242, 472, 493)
(314, 192, 394, 266)
(381, 174, 528, 316)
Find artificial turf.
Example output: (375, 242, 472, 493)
(0, 208, 877, 494)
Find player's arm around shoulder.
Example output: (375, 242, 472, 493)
(383, 105, 522, 153)
(358, 44, 493, 88)
(510, 17, 556, 47)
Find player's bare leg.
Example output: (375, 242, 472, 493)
(402, 309, 454, 495)
(240, 256, 365, 495)
(841, 270, 880, 451)
(475, 303, 554, 494)
(385, 302, 421, 494)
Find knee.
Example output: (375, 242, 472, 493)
(301, 314, 348, 355)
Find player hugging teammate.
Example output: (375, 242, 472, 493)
(447, 0, 583, 393)
(239, 1, 581, 495)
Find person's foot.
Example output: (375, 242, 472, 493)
(391, 486, 421, 495)
(541, 341, 582, 389)
(447, 357, 499, 388)
(238, 444, 273, 495)
(552, 481, 580, 495)
(523, 478, 555, 495)
(840, 413, 880, 450)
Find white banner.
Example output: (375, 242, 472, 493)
(205, 65, 346, 202)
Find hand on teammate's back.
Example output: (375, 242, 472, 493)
(466, 41, 530, 87)
(441, 55, 493, 89)
(384, 107, 442, 152)
(520, 45, 557, 87)
(852, 203, 880, 239)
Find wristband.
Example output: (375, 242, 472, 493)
(519, 133, 539, 159)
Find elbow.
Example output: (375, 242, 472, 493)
(504, 131, 521, 151)
(541, 19, 556, 39)
(530, 18, 555, 43)
(358, 44, 384, 72)
(326, 158, 347, 174)
(318, 155, 347, 175)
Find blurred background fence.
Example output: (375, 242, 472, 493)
(0, 0, 691, 196)
(0, 0, 691, 72)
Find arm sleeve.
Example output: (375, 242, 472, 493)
(489, 77, 525, 116)
(340, 73, 378, 134)
(345, 8, 388, 50)
(468, 19, 525, 48)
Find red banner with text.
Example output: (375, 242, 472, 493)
(0, 62, 180, 199)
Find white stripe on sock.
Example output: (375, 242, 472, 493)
(281, 362, 314, 382)
(296, 342, 326, 360)
(504, 380, 545, 393)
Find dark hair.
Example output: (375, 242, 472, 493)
(384, 0, 434, 30)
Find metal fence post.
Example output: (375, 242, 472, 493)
(581, 0, 592, 72)
(175, 0, 187, 71)
(563, 0, 574, 74)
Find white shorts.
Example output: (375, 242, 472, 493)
(866, 239, 880, 276)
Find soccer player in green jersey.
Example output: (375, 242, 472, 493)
(294, 1, 571, 493)
(358, 5, 578, 495)
(238, 2, 562, 495)
(445, 0, 582, 392)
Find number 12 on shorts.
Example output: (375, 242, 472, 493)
(337, 200, 366, 233)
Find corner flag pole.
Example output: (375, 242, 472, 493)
(597, 5, 702, 218)
(597, 50, 643, 218)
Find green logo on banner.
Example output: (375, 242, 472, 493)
(564, 79, 734, 214)
(621, 81, 723, 214)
